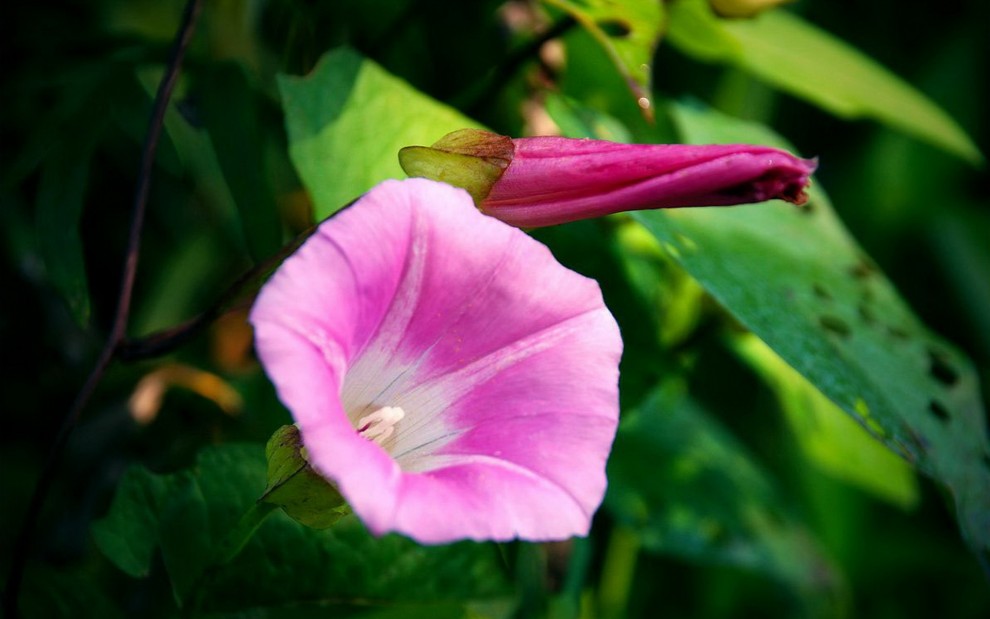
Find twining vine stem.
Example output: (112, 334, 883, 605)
(117, 223, 317, 361)
(181, 501, 279, 616)
(1, 3, 562, 614)
(1, 0, 203, 615)
(461, 15, 576, 114)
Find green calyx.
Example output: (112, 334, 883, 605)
(398, 128, 514, 204)
(260, 424, 350, 529)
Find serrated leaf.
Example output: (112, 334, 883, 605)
(632, 100, 990, 568)
(543, 0, 663, 116)
(666, 0, 982, 164)
(279, 48, 482, 220)
(606, 383, 839, 596)
(93, 444, 511, 613)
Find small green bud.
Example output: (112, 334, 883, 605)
(260, 424, 349, 529)
(398, 129, 514, 204)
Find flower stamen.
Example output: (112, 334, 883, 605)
(357, 406, 405, 445)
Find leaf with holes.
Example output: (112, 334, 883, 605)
(631, 100, 990, 569)
(279, 48, 482, 220)
(665, 0, 982, 164)
(543, 0, 663, 116)
(606, 383, 840, 601)
(734, 334, 919, 509)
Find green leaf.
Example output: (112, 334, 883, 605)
(93, 444, 511, 613)
(666, 0, 983, 164)
(199, 599, 515, 619)
(544, 92, 633, 143)
(20, 566, 124, 619)
(199, 62, 282, 261)
(136, 67, 240, 221)
(279, 48, 482, 220)
(734, 333, 919, 509)
(606, 382, 839, 595)
(208, 517, 510, 613)
(543, 0, 663, 115)
(35, 134, 101, 325)
(91, 465, 179, 578)
(633, 100, 990, 568)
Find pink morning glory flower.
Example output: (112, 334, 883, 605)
(250, 178, 622, 543)
(399, 129, 817, 228)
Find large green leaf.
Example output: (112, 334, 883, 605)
(35, 145, 94, 326)
(542, 0, 663, 115)
(92, 444, 510, 614)
(19, 566, 124, 619)
(33, 101, 109, 326)
(734, 333, 919, 509)
(199, 62, 282, 262)
(279, 48, 481, 220)
(606, 382, 839, 597)
(632, 101, 990, 568)
(665, 0, 982, 164)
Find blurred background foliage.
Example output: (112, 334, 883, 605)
(2, 0, 989, 617)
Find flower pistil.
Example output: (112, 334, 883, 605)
(356, 406, 406, 445)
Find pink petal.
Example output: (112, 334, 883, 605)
(482, 138, 816, 227)
(250, 178, 622, 543)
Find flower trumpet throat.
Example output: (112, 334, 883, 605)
(251, 179, 622, 543)
(399, 129, 817, 228)
(356, 405, 406, 445)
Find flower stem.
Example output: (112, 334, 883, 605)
(597, 524, 641, 619)
(216, 501, 279, 566)
(184, 501, 278, 615)
(117, 223, 317, 361)
(457, 16, 576, 114)
(1, 1, 203, 615)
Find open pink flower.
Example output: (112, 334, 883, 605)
(399, 129, 816, 228)
(250, 179, 622, 543)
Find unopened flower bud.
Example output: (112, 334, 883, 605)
(400, 129, 816, 228)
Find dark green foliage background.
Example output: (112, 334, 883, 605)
(2, 0, 989, 617)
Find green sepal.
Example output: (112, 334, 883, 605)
(260, 425, 350, 529)
(398, 128, 514, 204)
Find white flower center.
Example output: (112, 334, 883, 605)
(356, 405, 405, 446)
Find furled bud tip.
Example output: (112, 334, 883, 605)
(399, 129, 817, 228)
